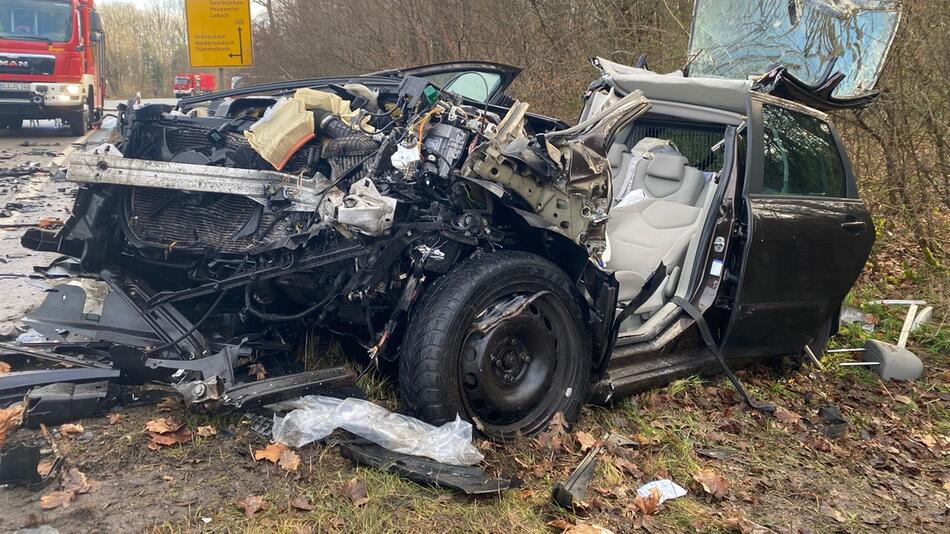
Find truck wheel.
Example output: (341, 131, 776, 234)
(400, 250, 591, 441)
(69, 106, 89, 137)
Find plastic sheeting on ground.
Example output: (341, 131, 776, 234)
(271, 396, 484, 466)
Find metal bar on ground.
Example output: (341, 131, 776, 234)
(804, 345, 825, 370)
(897, 304, 918, 348)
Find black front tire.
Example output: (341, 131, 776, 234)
(400, 250, 591, 441)
(68, 106, 89, 137)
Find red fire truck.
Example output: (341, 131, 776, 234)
(173, 73, 216, 98)
(0, 0, 106, 136)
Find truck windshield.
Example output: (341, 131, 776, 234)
(0, 0, 74, 43)
(175, 77, 190, 85)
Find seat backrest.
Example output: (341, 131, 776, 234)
(641, 153, 705, 205)
(612, 137, 674, 202)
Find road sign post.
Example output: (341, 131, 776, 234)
(185, 0, 254, 69)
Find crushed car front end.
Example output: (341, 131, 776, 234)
(20, 73, 648, 437)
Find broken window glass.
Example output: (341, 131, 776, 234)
(689, 0, 901, 98)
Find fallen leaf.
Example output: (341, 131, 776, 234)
(196, 425, 217, 437)
(550, 411, 568, 433)
(821, 503, 848, 523)
(894, 395, 913, 406)
(633, 487, 661, 515)
(105, 413, 124, 425)
(254, 442, 289, 464)
(693, 468, 730, 499)
(804, 435, 833, 452)
(58, 423, 85, 436)
(248, 363, 268, 381)
(918, 434, 937, 449)
(238, 494, 266, 518)
(278, 448, 301, 472)
(144, 418, 182, 434)
(696, 447, 736, 460)
(575, 431, 598, 452)
(37, 461, 54, 477)
(161, 475, 174, 482)
(62, 468, 96, 494)
(547, 518, 573, 531)
(39, 490, 75, 510)
(0, 402, 24, 447)
(290, 497, 314, 511)
(774, 407, 801, 425)
(723, 513, 770, 534)
(612, 457, 643, 479)
(157, 396, 183, 412)
(0, 360, 10, 374)
(566, 524, 614, 534)
(342, 477, 369, 506)
(147, 427, 192, 449)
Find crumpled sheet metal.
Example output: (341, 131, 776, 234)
(271, 396, 484, 466)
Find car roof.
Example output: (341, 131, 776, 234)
(595, 57, 751, 115)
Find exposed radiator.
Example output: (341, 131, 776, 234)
(124, 187, 295, 254)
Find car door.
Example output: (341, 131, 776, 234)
(720, 95, 875, 357)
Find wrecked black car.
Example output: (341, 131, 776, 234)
(17, 0, 900, 439)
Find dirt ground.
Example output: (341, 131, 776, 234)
(0, 126, 947, 534)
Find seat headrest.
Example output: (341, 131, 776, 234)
(647, 153, 688, 181)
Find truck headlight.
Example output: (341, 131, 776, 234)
(65, 84, 82, 95)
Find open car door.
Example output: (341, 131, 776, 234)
(688, 0, 902, 109)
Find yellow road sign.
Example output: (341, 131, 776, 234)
(185, 0, 254, 68)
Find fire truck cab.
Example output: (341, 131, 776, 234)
(0, 0, 106, 136)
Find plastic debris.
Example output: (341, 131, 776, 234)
(636, 479, 687, 504)
(15, 329, 47, 344)
(272, 396, 483, 466)
(839, 306, 875, 332)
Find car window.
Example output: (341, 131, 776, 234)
(627, 120, 727, 173)
(761, 105, 847, 198)
(444, 71, 501, 102)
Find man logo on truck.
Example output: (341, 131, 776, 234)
(0, 59, 29, 68)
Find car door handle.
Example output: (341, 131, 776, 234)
(840, 221, 866, 233)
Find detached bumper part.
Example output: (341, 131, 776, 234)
(339, 439, 514, 495)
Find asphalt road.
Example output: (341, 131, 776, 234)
(0, 120, 82, 332)
(0, 98, 184, 333)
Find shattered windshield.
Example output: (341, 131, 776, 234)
(689, 0, 901, 98)
(0, 0, 74, 43)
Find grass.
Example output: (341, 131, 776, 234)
(8, 286, 945, 534)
